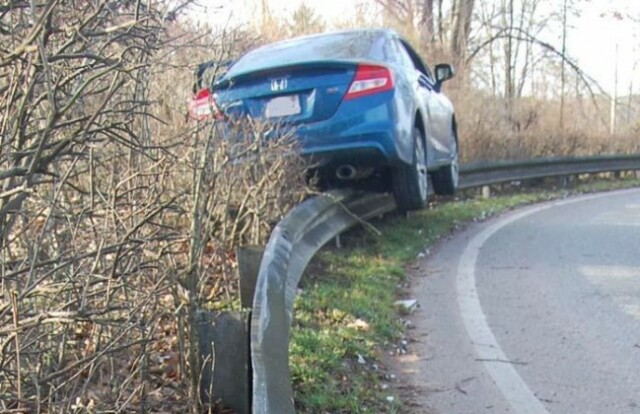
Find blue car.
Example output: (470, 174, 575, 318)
(195, 29, 459, 211)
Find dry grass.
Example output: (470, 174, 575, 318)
(451, 88, 640, 162)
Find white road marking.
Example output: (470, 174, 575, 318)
(579, 265, 640, 319)
(456, 189, 639, 414)
(580, 265, 640, 281)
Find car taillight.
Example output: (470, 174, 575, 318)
(345, 64, 394, 100)
(188, 88, 224, 121)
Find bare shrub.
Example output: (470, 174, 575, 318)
(0, 3, 307, 412)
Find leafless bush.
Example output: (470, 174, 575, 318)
(0, 2, 307, 412)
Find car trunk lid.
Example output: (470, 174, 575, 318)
(213, 62, 357, 124)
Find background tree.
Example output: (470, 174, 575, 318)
(451, 0, 475, 61)
(421, 0, 435, 43)
(287, 2, 326, 36)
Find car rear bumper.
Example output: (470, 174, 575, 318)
(295, 90, 412, 168)
(303, 143, 389, 169)
(214, 89, 414, 172)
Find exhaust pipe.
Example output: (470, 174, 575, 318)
(336, 164, 358, 180)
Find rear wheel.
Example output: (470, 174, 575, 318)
(432, 139, 459, 196)
(392, 127, 428, 212)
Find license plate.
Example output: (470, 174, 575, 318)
(265, 95, 301, 118)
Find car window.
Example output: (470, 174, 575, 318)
(394, 39, 415, 69)
(226, 31, 388, 78)
(377, 35, 397, 63)
(398, 39, 433, 80)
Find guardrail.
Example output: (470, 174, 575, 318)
(251, 189, 395, 414)
(459, 154, 640, 189)
(203, 154, 640, 414)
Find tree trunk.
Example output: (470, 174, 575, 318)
(421, 0, 435, 43)
(610, 43, 618, 136)
(516, 1, 538, 98)
(503, 0, 515, 102)
(437, 0, 444, 44)
(560, 0, 568, 129)
(628, 64, 635, 125)
(451, 0, 475, 61)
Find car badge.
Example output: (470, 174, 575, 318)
(271, 78, 288, 92)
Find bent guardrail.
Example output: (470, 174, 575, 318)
(202, 154, 640, 413)
(250, 190, 395, 414)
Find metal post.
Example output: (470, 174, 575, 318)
(197, 310, 252, 414)
(237, 246, 265, 308)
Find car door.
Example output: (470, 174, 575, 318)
(396, 39, 454, 166)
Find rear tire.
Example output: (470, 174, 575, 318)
(432, 139, 459, 196)
(392, 128, 428, 212)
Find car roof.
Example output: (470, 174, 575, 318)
(224, 28, 399, 79)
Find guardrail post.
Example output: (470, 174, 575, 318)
(197, 310, 252, 414)
(559, 175, 577, 188)
(237, 245, 265, 308)
(194, 246, 266, 413)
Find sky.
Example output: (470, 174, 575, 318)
(569, 0, 639, 96)
(199, 0, 639, 96)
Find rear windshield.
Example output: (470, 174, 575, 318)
(225, 31, 388, 78)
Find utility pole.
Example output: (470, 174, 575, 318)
(560, 0, 568, 130)
(610, 43, 618, 136)
(628, 60, 637, 125)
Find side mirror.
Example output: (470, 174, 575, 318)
(435, 63, 455, 84)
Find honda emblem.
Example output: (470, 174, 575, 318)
(271, 78, 288, 92)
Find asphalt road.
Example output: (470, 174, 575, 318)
(395, 189, 640, 414)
